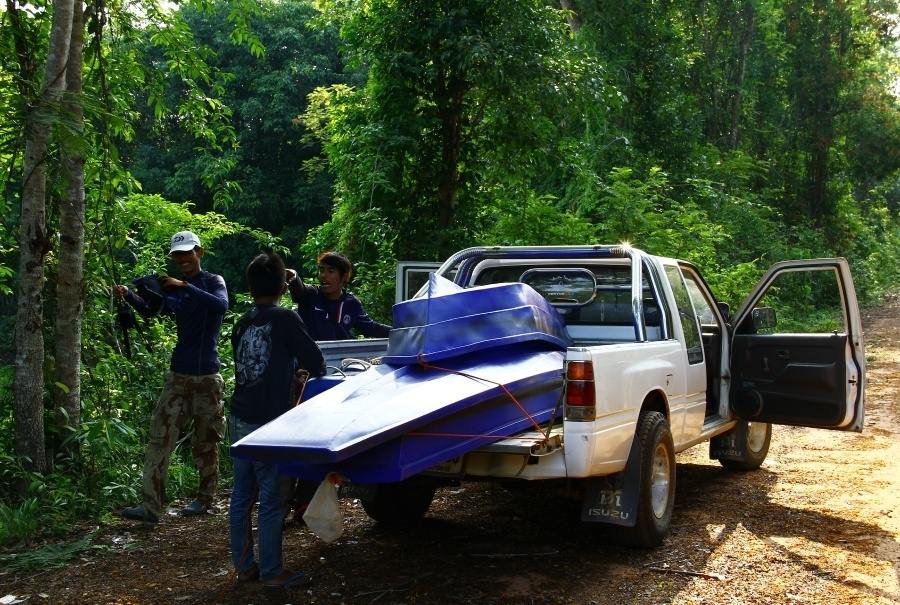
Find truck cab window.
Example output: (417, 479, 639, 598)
(681, 271, 717, 327)
(664, 265, 704, 364)
(473, 263, 663, 343)
(679, 266, 724, 414)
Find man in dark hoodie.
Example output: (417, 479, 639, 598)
(115, 230, 228, 523)
(229, 252, 324, 588)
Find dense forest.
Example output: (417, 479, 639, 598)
(0, 0, 898, 553)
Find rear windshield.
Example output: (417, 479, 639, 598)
(473, 264, 661, 328)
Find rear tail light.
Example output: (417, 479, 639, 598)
(566, 361, 596, 421)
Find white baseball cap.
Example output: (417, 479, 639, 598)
(169, 231, 201, 253)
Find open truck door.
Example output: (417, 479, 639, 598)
(729, 258, 865, 431)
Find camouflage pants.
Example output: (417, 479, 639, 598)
(141, 371, 225, 517)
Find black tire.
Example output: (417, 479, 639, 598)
(718, 421, 771, 471)
(616, 411, 676, 548)
(361, 480, 436, 524)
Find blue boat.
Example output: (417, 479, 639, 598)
(231, 274, 570, 483)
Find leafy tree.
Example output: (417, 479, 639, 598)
(1, 0, 262, 474)
(126, 0, 349, 256)
(305, 0, 608, 262)
(12, 0, 74, 474)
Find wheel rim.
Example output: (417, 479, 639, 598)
(747, 422, 768, 453)
(650, 442, 672, 519)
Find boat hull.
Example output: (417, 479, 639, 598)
(231, 343, 564, 483)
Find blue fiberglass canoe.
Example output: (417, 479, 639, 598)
(231, 274, 571, 483)
(385, 275, 570, 364)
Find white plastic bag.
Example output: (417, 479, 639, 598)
(302, 474, 343, 542)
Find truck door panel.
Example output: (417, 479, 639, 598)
(731, 332, 849, 426)
(730, 259, 865, 431)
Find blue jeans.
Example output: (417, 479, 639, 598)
(229, 416, 294, 580)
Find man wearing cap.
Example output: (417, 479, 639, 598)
(114, 231, 229, 523)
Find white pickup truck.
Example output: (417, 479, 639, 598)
(320, 245, 866, 547)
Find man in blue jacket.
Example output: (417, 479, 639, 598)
(287, 251, 390, 340)
(115, 231, 229, 523)
(284, 251, 390, 524)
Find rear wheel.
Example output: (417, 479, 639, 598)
(718, 421, 771, 471)
(616, 411, 676, 548)
(361, 480, 436, 524)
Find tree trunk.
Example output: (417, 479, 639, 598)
(436, 74, 466, 232)
(559, 0, 582, 32)
(14, 0, 75, 474)
(54, 0, 85, 444)
(728, 1, 756, 150)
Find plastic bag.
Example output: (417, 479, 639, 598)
(302, 474, 343, 542)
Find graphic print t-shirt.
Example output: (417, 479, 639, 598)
(230, 305, 325, 424)
(235, 322, 272, 387)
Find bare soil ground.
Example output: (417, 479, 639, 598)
(2, 296, 898, 605)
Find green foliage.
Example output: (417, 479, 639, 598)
(840, 175, 900, 303)
(102, 193, 275, 275)
(478, 192, 596, 246)
(0, 496, 40, 546)
(0, 450, 98, 544)
(572, 166, 727, 266)
(128, 0, 348, 256)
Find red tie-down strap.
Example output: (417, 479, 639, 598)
(408, 356, 552, 443)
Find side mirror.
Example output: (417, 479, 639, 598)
(717, 302, 731, 322)
(751, 306, 777, 331)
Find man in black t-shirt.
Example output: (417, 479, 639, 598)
(228, 252, 324, 588)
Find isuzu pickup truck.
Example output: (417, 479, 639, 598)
(235, 245, 865, 547)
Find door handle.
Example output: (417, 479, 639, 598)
(775, 349, 789, 359)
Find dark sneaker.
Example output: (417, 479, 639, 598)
(286, 502, 308, 527)
(121, 504, 159, 523)
(262, 570, 310, 589)
(237, 564, 259, 583)
(179, 498, 210, 516)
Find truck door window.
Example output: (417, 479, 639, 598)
(664, 265, 704, 364)
(736, 268, 846, 334)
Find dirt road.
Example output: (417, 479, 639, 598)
(2, 298, 898, 604)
